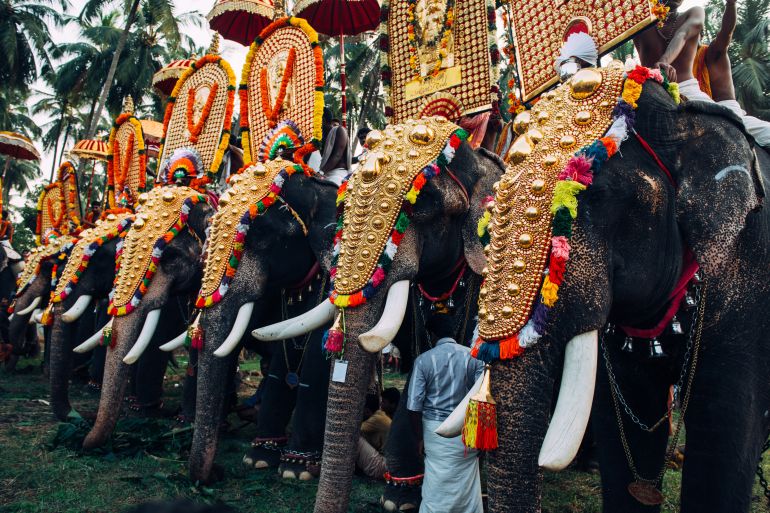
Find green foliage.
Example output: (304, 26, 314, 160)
(11, 185, 42, 253)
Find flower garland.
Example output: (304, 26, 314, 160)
(405, 0, 455, 80)
(41, 246, 74, 326)
(53, 216, 134, 303)
(260, 48, 297, 128)
(108, 194, 207, 316)
(323, 129, 467, 354)
(651, 0, 671, 28)
(160, 54, 236, 181)
(113, 132, 135, 189)
(195, 163, 303, 308)
(107, 114, 147, 210)
(186, 82, 220, 144)
(239, 17, 324, 169)
(471, 66, 679, 363)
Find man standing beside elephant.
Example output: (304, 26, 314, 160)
(634, 0, 770, 147)
(407, 314, 484, 513)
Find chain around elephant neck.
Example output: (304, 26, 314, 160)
(605, 285, 706, 504)
(280, 274, 328, 378)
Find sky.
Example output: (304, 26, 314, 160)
(27, 0, 705, 201)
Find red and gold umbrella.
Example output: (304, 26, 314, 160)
(70, 138, 109, 161)
(152, 58, 195, 96)
(140, 119, 164, 158)
(207, 0, 275, 46)
(293, 0, 381, 126)
(0, 131, 40, 162)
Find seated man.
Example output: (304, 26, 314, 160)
(634, 0, 770, 147)
(357, 393, 388, 479)
(319, 108, 350, 186)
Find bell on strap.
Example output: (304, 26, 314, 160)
(297, 292, 303, 303)
(287, 296, 294, 306)
(648, 338, 666, 358)
(604, 323, 615, 336)
(458, 279, 466, 289)
(693, 272, 702, 284)
(622, 336, 634, 353)
(670, 316, 683, 335)
(418, 296, 425, 309)
(446, 297, 455, 309)
(429, 302, 437, 312)
(307, 284, 312, 293)
(684, 294, 697, 309)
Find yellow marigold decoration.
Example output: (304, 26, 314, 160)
(551, 180, 586, 218)
(540, 275, 559, 307)
(622, 80, 643, 109)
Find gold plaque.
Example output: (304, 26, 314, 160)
(404, 66, 463, 101)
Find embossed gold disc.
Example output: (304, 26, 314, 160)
(478, 65, 625, 340)
(199, 161, 286, 300)
(334, 117, 459, 295)
(17, 237, 72, 293)
(111, 186, 202, 309)
(52, 213, 134, 301)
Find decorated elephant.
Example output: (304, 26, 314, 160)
(254, 117, 505, 512)
(458, 63, 770, 513)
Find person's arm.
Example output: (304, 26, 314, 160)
(406, 364, 426, 453)
(656, 7, 706, 82)
(710, 0, 737, 57)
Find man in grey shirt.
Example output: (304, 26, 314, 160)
(407, 315, 484, 513)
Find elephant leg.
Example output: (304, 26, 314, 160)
(71, 306, 97, 382)
(42, 326, 51, 376)
(133, 342, 171, 410)
(88, 301, 110, 388)
(245, 349, 299, 469)
(280, 331, 329, 480)
(679, 340, 770, 513)
(593, 347, 671, 513)
(49, 313, 75, 420)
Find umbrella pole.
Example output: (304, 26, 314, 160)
(85, 161, 96, 213)
(2, 158, 9, 179)
(340, 31, 347, 128)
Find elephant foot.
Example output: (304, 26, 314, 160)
(242, 437, 286, 469)
(279, 450, 321, 480)
(381, 474, 423, 512)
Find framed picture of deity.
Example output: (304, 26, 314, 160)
(510, 0, 657, 101)
(380, 0, 500, 123)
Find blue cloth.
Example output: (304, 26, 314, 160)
(406, 338, 484, 422)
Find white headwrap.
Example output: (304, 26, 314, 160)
(554, 32, 599, 71)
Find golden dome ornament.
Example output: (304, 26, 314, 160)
(570, 68, 603, 100)
(513, 111, 532, 135)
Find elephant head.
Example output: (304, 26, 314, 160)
(82, 187, 211, 449)
(255, 118, 505, 512)
(474, 70, 765, 512)
(187, 160, 338, 483)
(48, 214, 133, 420)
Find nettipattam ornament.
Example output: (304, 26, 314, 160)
(52, 212, 134, 303)
(107, 96, 148, 210)
(380, 0, 499, 122)
(35, 161, 83, 244)
(196, 158, 304, 308)
(15, 236, 76, 297)
(108, 186, 207, 316)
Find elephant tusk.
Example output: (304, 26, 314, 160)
(159, 331, 188, 352)
(251, 300, 335, 341)
(62, 295, 93, 323)
(16, 296, 41, 316)
(434, 370, 484, 438)
(122, 309, 161, 364)
(31, 309, 43, 324)
(74, 318, 112, 353)
(359, 281, 410, 353)
(214, 302, 254, 357)
(538, 330, 598, 470)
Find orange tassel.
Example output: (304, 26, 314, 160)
(462, 365, 498, 451)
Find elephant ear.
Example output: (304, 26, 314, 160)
(676, 111, 765, 276)
(462, 147, 506, 275)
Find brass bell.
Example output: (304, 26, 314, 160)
(409, 124, 435, 145)
(648, 338, 666, 358)
(570, 68, 603, 100)
(513, 111, 532, 135)
(622, 336, 634, 352)
(604, 323, 615, 335)
(684, 294, 697, 309)
(671, 316, 684, 335)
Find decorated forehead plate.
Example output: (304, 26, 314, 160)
(111, 186, 204, 312)
(478, 65, 625, 340)
(16, 236, 73, 294)
(335, 117, 458, 295)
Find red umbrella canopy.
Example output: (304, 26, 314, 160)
(0, 131, 40, 161)
(207, 0, 275, 46)
(152, 58, 195, 96)
(70, 139, 109, 161)
(293, 0, 380, 36)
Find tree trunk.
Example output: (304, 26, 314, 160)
(58, 118, 71, 169)
(85, 0, 141, 140)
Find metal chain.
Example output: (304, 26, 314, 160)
(607, 286, 706, 485)
(602, 284, 702, 432)
(756, 438, 770, 508)
(280, 275, 328, 374)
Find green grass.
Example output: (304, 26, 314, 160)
(1, 357, 769, 513)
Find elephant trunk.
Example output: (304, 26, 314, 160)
(82, 314, 137, 449)
(314, 341, 377, 513)
(49, 305, 73, 420)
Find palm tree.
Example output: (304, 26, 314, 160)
(0, 87, 41, 139)
(80, 0, 187, 140)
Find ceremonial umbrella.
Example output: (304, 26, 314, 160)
(140, 119, 164, 158)
(153, 58, 195, 96)
(207, 0, 275, 46)
(0, 131, 40, 217)
(293, 0, 381, 126)
(70, 138, 109, 211)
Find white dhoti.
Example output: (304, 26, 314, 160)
(679, 78, 770, 148)
(420, 419, 483, 513)
(321, 168, 348, 187)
